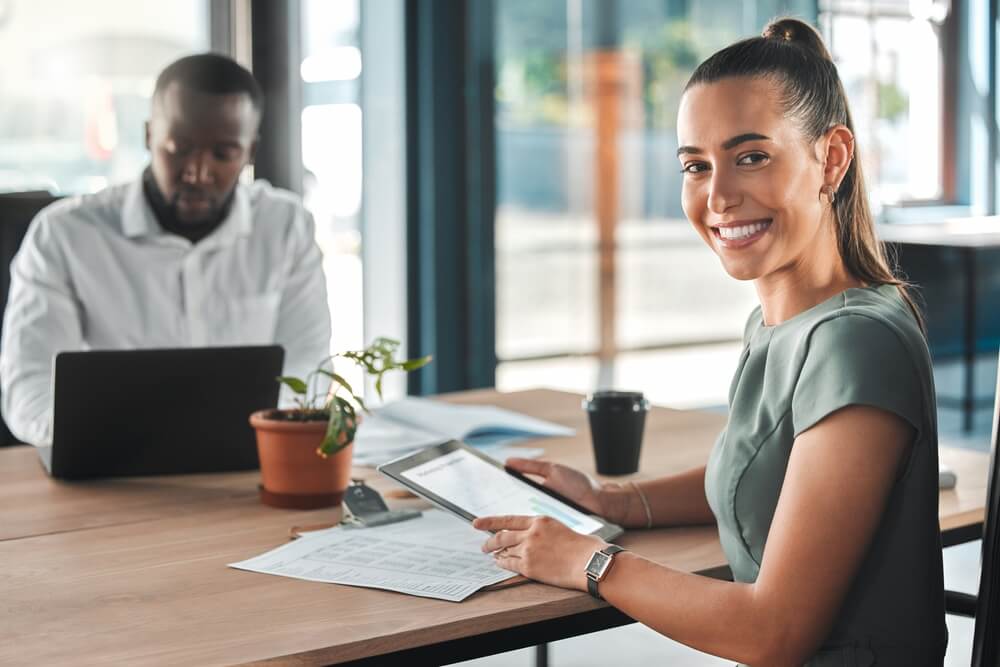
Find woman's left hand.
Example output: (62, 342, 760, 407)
(473, 515, 608, 591)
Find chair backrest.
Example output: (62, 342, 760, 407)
(972, 353, 1000, 665)
(0, 191, 61, 446)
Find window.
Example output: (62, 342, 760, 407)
(819, 0, 952, 205)
(494, 1, 810, 408)
(300, 0, 366, 380)
(0, 0, 209, 194)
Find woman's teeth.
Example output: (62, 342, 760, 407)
(718, 221, 769, 240)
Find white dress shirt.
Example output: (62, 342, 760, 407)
(0, 177, 331, 446)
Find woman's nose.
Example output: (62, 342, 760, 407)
(707, 170, 742, 214)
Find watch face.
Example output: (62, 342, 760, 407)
(586, 551, 611, 577)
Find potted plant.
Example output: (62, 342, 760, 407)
(249, 337, 431, 509)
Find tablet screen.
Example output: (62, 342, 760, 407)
(399, 448, 605, 535)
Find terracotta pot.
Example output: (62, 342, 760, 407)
(249, 410, 354, 509)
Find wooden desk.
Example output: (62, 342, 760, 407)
(0, 389, 989, 665)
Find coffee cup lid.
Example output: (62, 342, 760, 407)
(582, 390, 650, 412)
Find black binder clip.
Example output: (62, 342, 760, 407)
(341, 479, 422, 528)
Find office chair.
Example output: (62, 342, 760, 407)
(0, 191, 61, 446)
(945, 352, 1000, 665)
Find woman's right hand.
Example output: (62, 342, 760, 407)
(504, 457, 629, 525)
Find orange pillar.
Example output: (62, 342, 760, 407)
(585, 50, 642, 363)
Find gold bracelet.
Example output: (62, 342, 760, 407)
(629, 480, 653, 529)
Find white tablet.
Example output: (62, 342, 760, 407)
(378, 440, 624, 541)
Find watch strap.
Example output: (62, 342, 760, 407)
(586, 544, 626, 600)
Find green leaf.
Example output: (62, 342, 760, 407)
(318, 432, 348, 457)
(318, 398, 356, 457)
(333, 394, 357, 418)
(372, 337, 399, 352)
(318, 369, 354, 396)
(276, 376, 308, 395)
(401, 355, 433, 371)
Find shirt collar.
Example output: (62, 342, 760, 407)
(121, 176, 253, 246)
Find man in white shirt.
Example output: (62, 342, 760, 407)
(0, 53, 331, 446)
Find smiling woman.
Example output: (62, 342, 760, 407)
(677, 24, 922, 327)
(676, 76, 855, 296)
(474, 17, 946, 667)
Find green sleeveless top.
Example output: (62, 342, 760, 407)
(704, 284, 946, 666)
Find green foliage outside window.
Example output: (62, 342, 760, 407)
(496, 19, 703, 130)
(877, 81, 908, 122)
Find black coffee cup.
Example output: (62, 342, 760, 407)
(582, 390, 650, 476)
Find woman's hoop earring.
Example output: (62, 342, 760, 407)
(819, 184, 837, 205)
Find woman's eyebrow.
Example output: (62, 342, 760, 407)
(676, 132, 772, 157)
(721, 132, 771, 149)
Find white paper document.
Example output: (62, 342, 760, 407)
(352, 397, 573, 466)
(228, 509, 517, 602)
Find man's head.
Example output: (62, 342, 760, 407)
(145, 53, 263, 225)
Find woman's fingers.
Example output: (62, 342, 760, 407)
(481, 528, 526, 553)
(504, 458, 554, 477)
(493, 550, 522, 573)
(473, 515, 535, 532)
(480, 515, 600, 589)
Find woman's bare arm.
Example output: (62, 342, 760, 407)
(483, 405, 913, 666)
(598, 405, 912, 665)
(603, 466, 716, 528)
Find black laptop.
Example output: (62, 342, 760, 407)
(38, 345, 284, 480)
